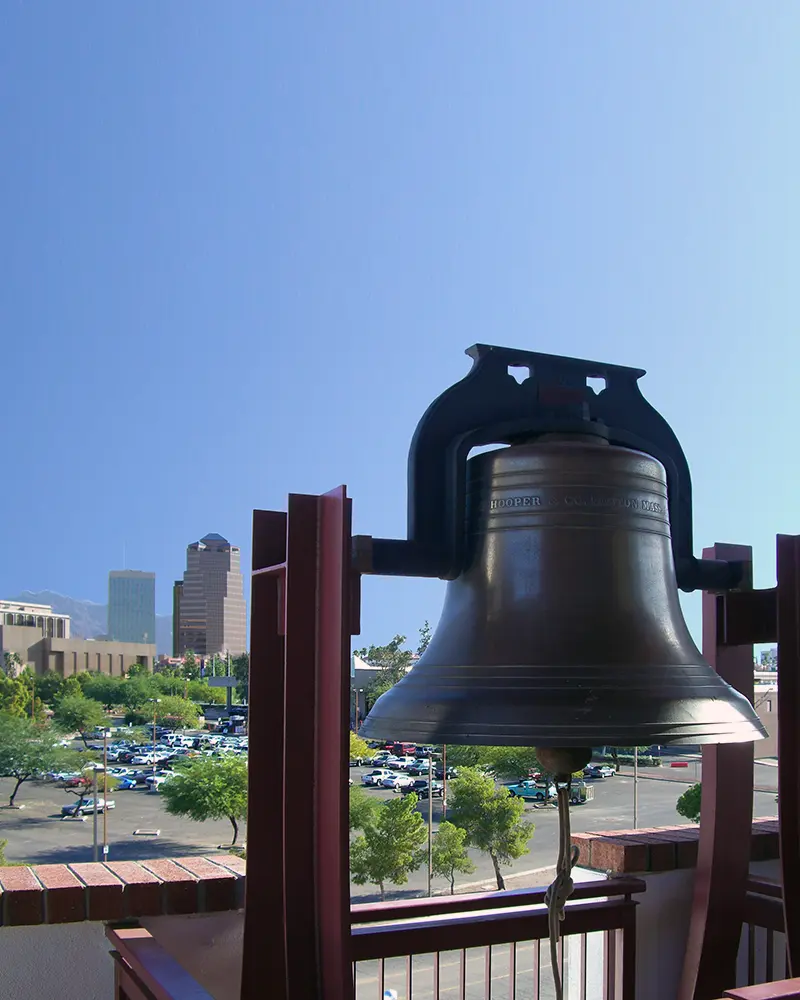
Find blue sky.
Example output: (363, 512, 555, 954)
(2, 5, 799, 650)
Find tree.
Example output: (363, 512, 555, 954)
(181, 651, 201, 681)
(350, 731, 375, 763)
(676, 782, 702, 823)
(187, 680, 225, 705)
(349, 794, 427, 901)
(232, 653, 249, 702)
(2, 652, 24, 678)
(0, 675, 33, 718)
(119, 675, 158, 710)
(0, 715, 81, 806)
(155, 696, 200, 729)
(52, 695, 107, 746)
(126, 662, 150, 678)
(161, 755, 248, 845)
(356, 635, 414, 710)
(444, 745, 540, 781)
(349, 785, 381, 832)
(431, 821, 476, 894)
(82, 674, 124, 711)
(62, 676, 84, 699)
(417, 621, 432, 656)
(35, 670, 65, 707)
(447, 768, 534, 890)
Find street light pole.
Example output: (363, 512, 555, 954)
(92, 766, 99, 862)
(442, 745, 447, 820)
(427, 754, 433, 897)
(102, 729, 110, 860)
(633, 746, 639, 828)
(151, 699, 161, 780)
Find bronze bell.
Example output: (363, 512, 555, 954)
(359, 435, 766, 748)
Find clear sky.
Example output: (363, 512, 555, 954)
(3, 5, 799, 650)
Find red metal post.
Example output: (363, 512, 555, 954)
(777, 535, 800, 972)
(679, 543, 756, 1000)
(241, 491, 355, 1000)
(241, 510, 288, 999)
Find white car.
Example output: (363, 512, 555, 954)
(362, 769, 395, 786)
(381, 773, 414, 789)
(146, 774, 174, 793)
(392, 757, 419, 771)
(61, 797, 116, 817)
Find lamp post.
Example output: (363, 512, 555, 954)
(102, 728, 111, 859)
(427, 753, 434, 897)
(633, 746, 639, 829)
(150, 699, 161, 780)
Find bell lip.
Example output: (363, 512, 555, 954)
(357, 720, 768, 747)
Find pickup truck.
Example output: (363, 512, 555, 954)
(506, 780, 593, 806)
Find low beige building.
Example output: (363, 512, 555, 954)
(1, 605, 154, 677)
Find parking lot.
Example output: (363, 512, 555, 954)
(0, 756, 778, 901)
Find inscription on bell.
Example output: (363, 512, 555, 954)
(489, 496, 542, 510)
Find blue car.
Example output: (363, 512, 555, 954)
(117, 777, 138, 789)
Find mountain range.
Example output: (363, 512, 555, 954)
(9, 591, 173, 654)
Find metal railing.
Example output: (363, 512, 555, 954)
(733, 877, 790, 990)
(350, 877, 645, 1000)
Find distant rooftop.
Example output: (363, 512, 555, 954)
(201, 533, 229, 543)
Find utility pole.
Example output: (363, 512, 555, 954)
(442, 745, 447, 819)
(633, 746, 639, 829)
(427, 754, 433, 897)
(92, 767, 99, 862)
(102, 729, 110, 860)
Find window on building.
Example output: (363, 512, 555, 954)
(47, 618, 54, 637)
(26, 615, 34, 627)
(57, 618, 65, 638)
(5, 614, 13, 625)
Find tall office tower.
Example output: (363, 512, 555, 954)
(177, 533, 247, 657)
(108, 570, 156, 644)
(172, 580, 183, 658)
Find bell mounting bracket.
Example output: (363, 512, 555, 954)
(359, 343, 742, 593)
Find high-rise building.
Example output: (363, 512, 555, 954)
(108, 570, 156, 644)
(172, 580, 183, 658)
(176, 533, 247, 657)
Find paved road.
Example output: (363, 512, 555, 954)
(350, 760, 778, 900)
(0, 777, 244, 865)
(0, 760, 778, 903)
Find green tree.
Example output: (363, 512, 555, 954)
(161, 755, 248, 845)
(417, 621, 432, 655)
(350, 794, 427, 901)
(187, 680, 225, 705)
(349, 785, 382, 832)
(126, 662, 150, 678)
(232, 653, 249, 702)
(676, 782, 702, 823)
(62, 676, 84, 699)
(448, 767, 534, 890)
(0, 715, 81, 806)
(154, 696, 200, 729)
(431, 821, 476, 894)
(119, 675, 158, 710)
(356, 635, 414, 710)
(350, 731, 375, 764)
(35, 670, 65, 707)
(2, 652, 24, 677)
(444, 745, 540, 781)
(82, 674, 124, 710)
(181, 651, 201, 681)
(52, 695, 107, 746)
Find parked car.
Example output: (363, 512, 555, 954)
(116, 777, 138, 790)
(61, 797, 116, 817)
(391, 757, 419, 771)
(401, 779, 444, 798)
(362, 769, 395, 786)
(380, 773, 414, 789)
(147, 775, 174, 793)
(584, 765, 615, 779)
(506, 780, 557, 802)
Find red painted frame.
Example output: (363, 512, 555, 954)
(680, 535, 800, 998)
(241, 489, 356, 1000)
